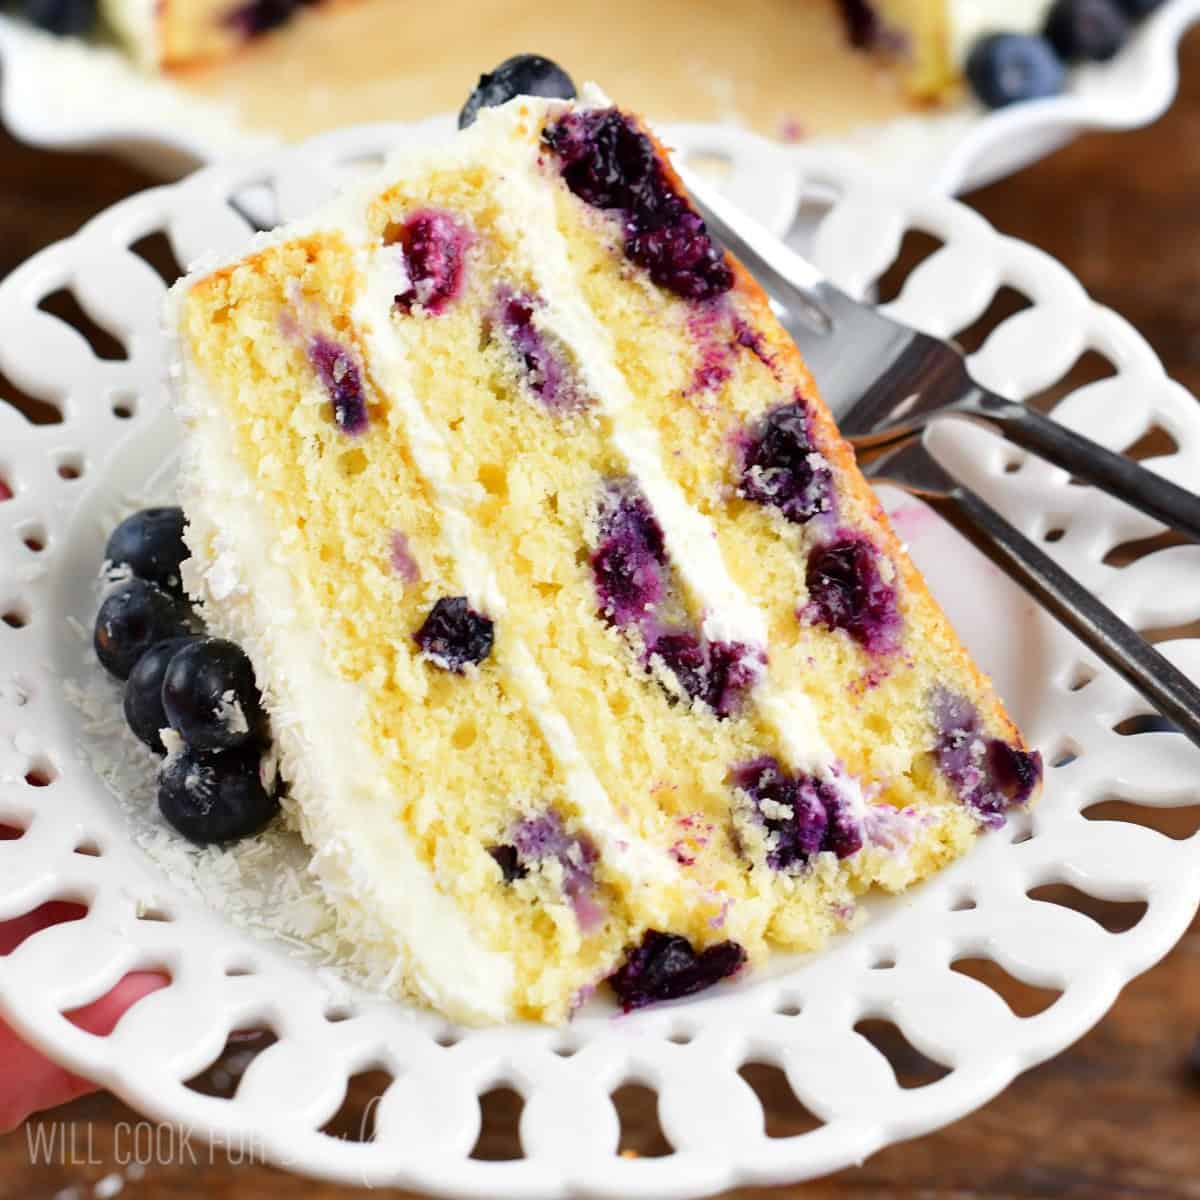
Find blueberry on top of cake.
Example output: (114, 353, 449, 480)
(167, 82, 1040, 1025)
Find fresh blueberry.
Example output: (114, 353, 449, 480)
(414, 597, 494, 671)
(1115, 0, 1164, 13)
(1044, 0, 1129, 61)
(161, 638, 267, 753)
(458, 54, 576, 129)
(94, 579, 197, 681)
(607, 930, 746, 1011)
(21, 0, 96, 35)
(737, 400, 832, 525)
(158, 744, 279, 845)
(105, 507, 189, 596)
(122, 637, 199, 754)
(965, 34, 1068, 108)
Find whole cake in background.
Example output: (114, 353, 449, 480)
(156, 71, 1042, 1026)
(11, 0, 1167, 115)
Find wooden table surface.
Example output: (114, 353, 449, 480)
(4, 30, 1200, 1200)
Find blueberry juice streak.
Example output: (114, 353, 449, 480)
(388, 209, 471, 315)
(489, 809, 603, 929)
(542, 108, 733, 301)
(931, 688, 1043, 827)
(590, 481, 758, 717)
(493, 287, 586, 412)
(308, 335, 368, 435)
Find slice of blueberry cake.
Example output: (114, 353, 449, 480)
(100, 0, 325, 68)
(167, 85, 1041, 1025)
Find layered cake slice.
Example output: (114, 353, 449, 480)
(167, 87, 1041, 1024)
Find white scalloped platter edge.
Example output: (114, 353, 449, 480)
(0, 131, 1199, 1197)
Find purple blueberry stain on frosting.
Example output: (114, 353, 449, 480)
(803, 532, 901, 656)
(414, 596, 494, 671)
(308, 335, 368, 435)
(491, 809, 603, 930)
(737, 399, 833, 525)
(389, 532, 420, 585)
(390, 209, 471, 315)
(542, 108, 734, 301)
(732, 756, 863, 870)
(608, 930, 746, 1011)
(591, 481, 668, 628)
(647, 628, 763, 720)
(931, 688, 1043, 827)
(493, 287, 586, 412)
(591, 481, 761, 717)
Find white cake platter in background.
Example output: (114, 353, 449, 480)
(0, 0, 1198, 202)
(2, 119, 1200, 1196)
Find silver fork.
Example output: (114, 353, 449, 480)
(680, 168, 1200, 749)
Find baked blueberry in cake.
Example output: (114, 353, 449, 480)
(164, 80, 1042, 1025)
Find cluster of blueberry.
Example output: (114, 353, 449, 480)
(93, 508, 280, 845)
(736, 399, 902, 656)
(967, 0, 1167, 109)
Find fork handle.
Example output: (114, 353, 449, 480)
(929, 484, 1200, 750)
(966, 394, 1200, 541)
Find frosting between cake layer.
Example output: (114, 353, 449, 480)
(490, 113, 854, 783)
(168, 278, 522, 1024)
